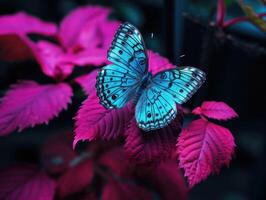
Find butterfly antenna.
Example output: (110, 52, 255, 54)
(176, 54, 186, 68)
(147, 32, 154, 60)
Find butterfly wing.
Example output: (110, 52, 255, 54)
(152, 67, 206, 104)
(135, 86, 177, 131)
(135, 67, 205, 131)
(96, 64, 140, 108)
(96, 22, 148, 109)
(108, 22, 148, 76)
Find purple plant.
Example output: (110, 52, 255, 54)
(0, 4, 238, 199)
(0, 6, 119, 135)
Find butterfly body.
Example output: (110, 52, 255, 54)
(96, 22, 206, 131)
(139, 72, 152, 89)
(132, 72, 153, 105)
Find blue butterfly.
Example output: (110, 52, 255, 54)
(96, 22, 206, 131)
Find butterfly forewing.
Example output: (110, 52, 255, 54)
(107, 22, 148, 76)
(96, 22, 148, 109)
(152, 67, 206, 104)
(96, 64, 139, 108)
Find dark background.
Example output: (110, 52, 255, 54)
(0, 0, 265, 199)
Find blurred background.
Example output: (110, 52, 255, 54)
(0, 0, 265, 199)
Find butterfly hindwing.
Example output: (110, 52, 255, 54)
(152, 67, 206, 104)
(108, 22, 148, 76)
(96, 64, 139, 109)
(135, 67, 205, 131)
(135, 86, 177, 131)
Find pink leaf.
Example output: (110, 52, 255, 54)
(60, 48, 107, 66)
(98, 20, 121, 50)
(98, 147, 133, 178)
(177, 119, 235, 187)
(0, 12, 57, 61)
(148, 50, 175, 75)
(57, 159, 94, 198)
(102, 181, 152, 200)
(0, 165, 56, 200)
(59, 6, 113, 49)
(0, 12, 56, 35)
(75, 69, 98, 95)
(34, 40, 74, 79)
(0, 81, 73, 136)
(124, 107, 183, 165)
(191, 106, 202, 115)
(138, 161, 188, 200)
(192, 101, 238, 120)
(41, 132, 77, 174)
(58, 6, 119, 66)
(74, 92, 133, 147)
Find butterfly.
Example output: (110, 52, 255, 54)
(96, 22, 206, 131)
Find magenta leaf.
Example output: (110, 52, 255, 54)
(0, 81, 73, 136)
(98, 20, 121, 50)
(41, 132, 77, 174)
(74, 92, 133, 147)
(59, 48, 108, 66)
(151, 161, 188, 200)
(59, 6, 111, 49)
(192, 101, 238, 120)
(57, 159, 94, 198)
(124, 107, 183, 165)
(75, 69, 98, 95)
(138, 161, 188, 200)
(59, 6, 119, 53)
(102, 181, 152, 200)
(98, 147, 133, 178)
(0, 12, 56, 35)
(34, 40, 74, 79)
(0, 165, 56, 200)
(57, 6, 119, 66)
(148, 50, 175, 75)
(177, 119, 235, 187)
(0, 12, 57, 61)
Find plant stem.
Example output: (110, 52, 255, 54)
(223, 13, 266, 27)
(236, 0, 266, 32)
(216, 0, 226, 27)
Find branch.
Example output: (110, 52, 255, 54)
(223, 13, 266, 27)
(216, 0, 226, 27)
(236, 0, 266, 32)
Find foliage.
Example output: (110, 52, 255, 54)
(237, 0, 266, 32)
(217, 0, 266, 31)
(188, 0, 266, 32)
(1, 132, 188, 199)
(178, 101, 237, 187)
(0, 5, 238, 199)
